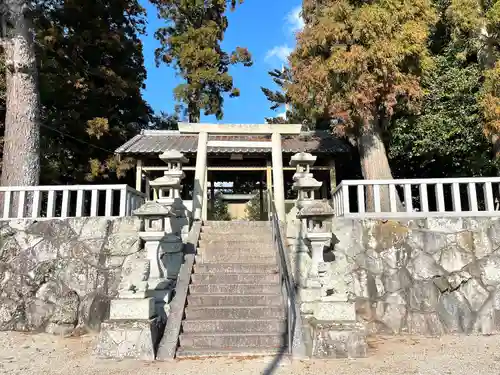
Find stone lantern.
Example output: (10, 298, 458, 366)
(154, 150, 188, 204)
(291, 172, 323, 254)
(293, 176, 323, 208)
(133, 202, 183, 286)
(150, 150, 190, 240)
(298, 200, 334, 278)
(290, 152, 316, 183)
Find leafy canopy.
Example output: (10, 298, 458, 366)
(288, 0, 437, 134)
(444, 0, 500, 147)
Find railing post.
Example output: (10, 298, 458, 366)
(31, 190, 42, 218)
(468, 182, 478, 212)
(3, 191, 12, 219)
(404, 184, 412, 213)
(389, 184, 397, 213)
(484, 182, 495, 212)
(452, 182, 462, 212)
(119, 187, 127, 216)
(17, 191, 26, 218)
(47, 190, 56, 218)
(357, 185, 365, 214)
(342, 184, 350, 215)
(105, 189, 113, 216)
(90, 189, 99, 216)
(419, 183, 429, 212)
(435, 183, 445, 212)
(373, 184, 381, 213)
(61, 190, 70, 218)
(76, 189, 84, 217)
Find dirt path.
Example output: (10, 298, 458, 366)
(1, 332, 500, 375)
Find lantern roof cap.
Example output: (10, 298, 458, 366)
(290, 152, 316, 167)
(298, 200, 334, 217)
(159, 150, 188, 163)
(133, 201, 172, 216)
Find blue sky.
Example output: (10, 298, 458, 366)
(139, 0, 304, 123)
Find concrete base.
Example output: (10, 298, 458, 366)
(109, 298, 155, 320)
(95, 318, 166, 360)
(300, 301, 356, 321)
(306, 320, 367, 358)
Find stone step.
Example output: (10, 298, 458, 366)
(193, 263, 279, 274)
(196, 254, 277, 264)
(198, 247, 275, 259)
(182, 319, 286, 333)
(204, 221, 270, 228)
(176, 347, 282, 359)
(198, 240, 274, 251)
(179, 332, 284, 349)
(188, 283, 281, 295)
(199, 232, 272, 242)
(191, 273, 279, 285)
(185, 306, 286, 320)
(202, 225, 271, 235)
(187, 294, 283, 307)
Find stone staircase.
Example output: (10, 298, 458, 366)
(176, 221, 286, 357)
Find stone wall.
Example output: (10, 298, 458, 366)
(0, 217, 140, 334)
(333, 217, 500, 335)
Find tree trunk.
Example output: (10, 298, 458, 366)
(0, 1, 41, 217)
(1, 1, 40, 188)
(357, 117, 402, 212)
(491, 134, 500, 160)
(188, 101, 200, 123)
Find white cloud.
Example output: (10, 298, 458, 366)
(265, 45, 293, 63)
(264, 5, 303, 66)
(286, 6, 305, 33)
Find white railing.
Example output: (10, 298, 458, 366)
(332, 177, 500, 218)
(0, 184, 146, 220)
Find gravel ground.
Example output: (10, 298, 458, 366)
(1, 332, 500, 375)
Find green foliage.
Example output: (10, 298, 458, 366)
(389, 53, 496, 177)
(211, 193, 231, 221)
(443, 0, 500, 152)
(387, 0, 499, 177)
(149, 111, 179, 130)
(289, 0, 437, 135)
(261, 67, 311, 125)
(244, 192, 263, 221)
(30, 0, 151, 184)
(151, 0, 252, 122)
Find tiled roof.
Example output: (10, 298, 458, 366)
(115, 130, 350, 155)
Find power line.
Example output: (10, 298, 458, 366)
(40, 123, 115, 153)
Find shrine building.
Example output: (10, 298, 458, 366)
(115, 123, 351, 221)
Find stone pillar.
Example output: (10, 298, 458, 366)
(193, 131, 208, 221)
(329, 158, 337, 192)
(271, 132, 286, 220)
(144, 174, 150, 201)
(210, 173, 215, 219)
(297, 202, 367, 359)
(202, 168, 208, 221)
(136, 159, 143, 192)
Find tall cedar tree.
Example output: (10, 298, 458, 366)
(0, 50, 5, 167)
(151, 0, 252, 122)
(261, 66, 333, 129)
(288, 0, 436, 210)
(261, 67, 307, 125)
(388, 0, 497, 180)
(34, 0, 151, 184)
(1, 0, 41, 187)
(444, 0, 500, 158)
